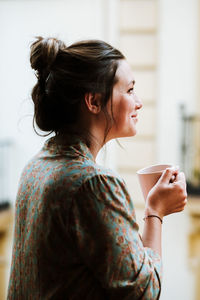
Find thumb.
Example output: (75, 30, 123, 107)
(159, 167, 179, 184)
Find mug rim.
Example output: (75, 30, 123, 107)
(137, 163, 173, 175)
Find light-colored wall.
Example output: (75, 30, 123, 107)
(157, 0, 199, 165)
(117, 0, 158, 206)
(153, 0, 199, 298)
(197, 0, 200, 114)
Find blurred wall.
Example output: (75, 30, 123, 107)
(157, 0, 199, 165)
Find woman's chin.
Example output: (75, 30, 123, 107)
(127, 128, 137, 137)
(118, 130, 137, 139)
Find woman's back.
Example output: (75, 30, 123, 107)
(8, 136, 112, 299)
(9, 136, 139, 299)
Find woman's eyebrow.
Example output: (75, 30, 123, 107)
(128, 80, 135, 86)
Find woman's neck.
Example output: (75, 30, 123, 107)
(55, 127, 105, 161)
(88, 138, 102, 160)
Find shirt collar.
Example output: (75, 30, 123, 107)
(43, 134, 95, 162)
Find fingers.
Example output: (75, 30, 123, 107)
(159, 167, 179, 184)
(166, 197, 187, 216)
(174, 171, 185, 183)
(173, 172, 187, 190)
(173, 198, 187, 212)
(173, 178, 188, 212)
(173, 175, 187, 199)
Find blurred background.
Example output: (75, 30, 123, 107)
(0, 0, 200, 299)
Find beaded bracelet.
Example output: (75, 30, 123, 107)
(143, 215, 163, 224)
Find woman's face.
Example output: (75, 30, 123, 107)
(106, 59, 142, 140)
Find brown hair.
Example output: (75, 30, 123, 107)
(30, 36, 124, 141)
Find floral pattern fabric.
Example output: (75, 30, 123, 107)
(8, 136, 162, 299)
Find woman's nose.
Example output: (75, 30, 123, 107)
(135, 94, 143, 110)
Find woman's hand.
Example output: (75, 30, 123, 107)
(145, 167, 187, 218)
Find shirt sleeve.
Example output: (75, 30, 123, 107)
(70, 173, 162, 299)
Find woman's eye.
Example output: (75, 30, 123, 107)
(128, 88, 134, 94)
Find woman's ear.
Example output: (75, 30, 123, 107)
(84, 93, 102, 114)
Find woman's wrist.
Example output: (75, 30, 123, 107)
(143, 214, 163, 224)
(144, 206, 164, 219)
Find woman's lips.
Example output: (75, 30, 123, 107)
(131, 114, 138, 122)
(131, 114, 137, 118)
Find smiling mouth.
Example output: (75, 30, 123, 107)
(131, 114, 138, 122)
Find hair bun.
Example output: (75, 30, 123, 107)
(30, 36, 66, 75)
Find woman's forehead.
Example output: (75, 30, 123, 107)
(115, 60, 135, 86)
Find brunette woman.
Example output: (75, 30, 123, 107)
(8, 37, 187, 299)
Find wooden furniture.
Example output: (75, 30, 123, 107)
(0, 208, 13, 300)
(187, 196, 200, 300)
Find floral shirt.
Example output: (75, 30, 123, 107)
(8, 136, 162, 300)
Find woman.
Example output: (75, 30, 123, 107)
(8, 37, 187, 299)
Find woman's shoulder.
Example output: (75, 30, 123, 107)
(80, 160, 129, 199)
(83, 159, 123, 183)
(18, 139, 126, 199)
